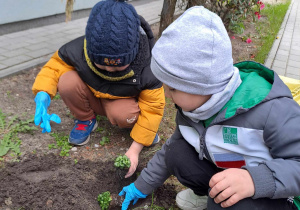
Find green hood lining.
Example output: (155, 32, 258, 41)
(203, 61, 274, 127)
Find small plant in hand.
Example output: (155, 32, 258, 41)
(114, 155, 131, 169)
(97, 191, 112, 210)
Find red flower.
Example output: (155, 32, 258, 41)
(231, 36, 236, 39)
(257, 1, 265, 9)
(246, 38, 252, 43)
(255, 12, 261, 19)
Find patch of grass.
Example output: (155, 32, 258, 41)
(96, 127, 104, 133)
(0, 109, 37, 157)
(255, 0, 291, 63)
(100, 136, 110, 146)
(133, 191, 177, 210)
(49, 132, 72, 156)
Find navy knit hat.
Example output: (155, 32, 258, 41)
(85, 0, 140, 66)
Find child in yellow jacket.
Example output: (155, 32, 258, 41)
(32, 0, 165, 178)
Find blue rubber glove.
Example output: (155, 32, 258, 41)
(34, 91, 61, 133)
(119, 183, 147, 210)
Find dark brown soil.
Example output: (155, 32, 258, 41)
(0, 153, 177, 210)
(0, 14, 261, 210)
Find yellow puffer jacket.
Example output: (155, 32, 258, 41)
(32, 16, 165, 146)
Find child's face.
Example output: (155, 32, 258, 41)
(163, 84, 212, 112)
(94, 63, 130, 72)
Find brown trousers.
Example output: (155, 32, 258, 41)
(58, 71, 140, 128)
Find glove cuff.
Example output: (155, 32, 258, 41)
(132, 183, 147, 198)
(35, 91, 51, 107)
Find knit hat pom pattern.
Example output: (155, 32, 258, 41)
(86, 0, 140, 66)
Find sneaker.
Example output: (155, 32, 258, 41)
(68, 117, 98, 145)
(176, 188, 208, 210)
(150, 134, 160, 146)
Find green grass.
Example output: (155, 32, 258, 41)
(255, 0, 291, 63)
(48, 132, 72, 157)
(0, 109, 37, 158)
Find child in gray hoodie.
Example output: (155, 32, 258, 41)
(119, 6, 300, 210)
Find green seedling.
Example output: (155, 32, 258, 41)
(53, 93, 61, 100)
(96, 127, 104, 133)
(0, 109, 37, 157)
(49, 132, 72, 157)
(97, 191, 112, 210)
(74, 159, 78, 164)
(100, 136, 110, 146)
(6, 90, 12, 98)
(114, 155, 131, 169)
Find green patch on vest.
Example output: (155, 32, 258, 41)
(223, 127, 238, 145)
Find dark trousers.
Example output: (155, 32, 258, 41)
(164, 137, 297, 210)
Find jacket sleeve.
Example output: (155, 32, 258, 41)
(130, 86, 165, 146)
(244, 98, 300, 199)
(32, 51, 75, 98)
(134, 126, 183, 194)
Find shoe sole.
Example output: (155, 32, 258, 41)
(68, 121, 98, 146)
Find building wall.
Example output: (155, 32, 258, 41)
(0, 0, 100, 25)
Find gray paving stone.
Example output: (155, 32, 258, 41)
(1, 55, 32, 66)
(286, 73, 300, 80)
(0, 47, 6, 54)
(264, 60, 273, 69)
(0, 55, 6, 61)
(25, 37, 49, 44)
(24, 42, 50, 51)
(286, 65, 300, 76)
(291, 46, 300, 51)
(288, 60, 300, 68)
(289, 54, 300, 61)
(274, 54, 288, 62)
(2, 42, 31, 51)
(280, 41, 292, 46)
(63, 28, 85, 35)
(29, 48, 55, 59)
(5, 48, 31, 57)
(273, 60, 287, 68)
(272, 66, 286, 76)
(291, 49, 300, 56)
(27, 27, 47, 34)
(45, 37, 70, 46)
(278, 45, 291, 51)
(277, 49, 289, 56)
(0, 63, 8, 70)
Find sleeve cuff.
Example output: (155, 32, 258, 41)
(134, 175, 156, 195)
(244, 164, 276, 199)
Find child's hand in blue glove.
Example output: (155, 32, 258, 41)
(34, 91, 61, 133)
(119, 183, 147, 210)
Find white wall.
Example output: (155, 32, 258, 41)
(0, 0, 100, 24)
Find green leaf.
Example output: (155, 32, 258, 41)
(0, 144, 10, 156)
